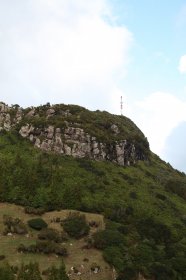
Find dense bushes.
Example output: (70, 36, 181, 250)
(18, 241, 68, 256)
(62, 213, 90, 238)
(38, 228, 68, 243)
(93, 229, 125, 249)
(0, 261, 69, 280)
(165, 178, 186, 200)
(136, 218, 172, 244)
(103, 246, 124, 271)
(28, 218, 47, 231)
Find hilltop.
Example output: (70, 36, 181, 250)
(0, 101, 186, 280)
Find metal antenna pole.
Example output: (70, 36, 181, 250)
(120, 96, 123, 115)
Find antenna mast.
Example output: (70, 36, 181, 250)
(120, 96, 123, 115)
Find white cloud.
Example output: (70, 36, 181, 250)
(129, 92, 186, 155)
(178, 55, 186, 73)
(0, 0, 133, 109)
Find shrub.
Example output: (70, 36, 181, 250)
(93, 229, 125, 249)
(18, 241, 68, 256)
(3, 215, 28, 235)
(45, 262, 69, 280)
(0, 255, 5, 261)
(62, 213, 90, 239)
(165, 179, 186, 200)
(103, 246, 124, 271)
(136, 218, 172, 244)
(156, 193, 167, 201)
(116, 268, 138, 280)
(28, 218, 47, 230)
(17, 262, 42, 280)
(38, 228, 68, 243)
(24, 206, 45, 215)
(129, 191, 138, 199)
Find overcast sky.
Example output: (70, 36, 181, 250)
(0, 0, 186, 172)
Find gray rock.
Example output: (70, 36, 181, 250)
(4, 114, 11, 130)
(0, 102, 9, 113)
(111, 124, 120, 134)
(35, 138, 41, 148)
(64, 144, 71, 155)
(46, 126, 55, 139)
(26, 109, 35, 118)
(46, 108, 55, 117)
(19, 125, 34, 138)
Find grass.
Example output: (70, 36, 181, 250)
(0, 105, 186, 278)
(0, 203, 112, 280)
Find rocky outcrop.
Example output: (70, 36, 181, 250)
(0, 102, 146, 166)
(0, 102, 23, 131)
(18, 124, 139, 166)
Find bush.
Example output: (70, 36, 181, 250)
(25, 206, 45, 215)
(129, 191, 138, 199)
(18, 241, 68, 256)
(28, 218, 47, 230)
(136, 218, 172, 244)
(3, 215, 28, 235)
(156, 193, 167, 201)
(117, 268, 138, 280)
(103, 246, 124, 271)
(38, 228, 68, 243)
(0, 255, 5, 261)
(44, 262, 69, 280)
(93, 229, 125, 249)
(62, 213, 90, 239)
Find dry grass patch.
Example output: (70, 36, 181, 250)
(0, 203, 113, 280)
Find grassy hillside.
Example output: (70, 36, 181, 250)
(0, 203, 111, 280)
(0, 104, 186, 279)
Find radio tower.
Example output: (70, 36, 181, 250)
(120, 96, 123, 115)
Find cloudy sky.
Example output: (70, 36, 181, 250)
(0, 0, 186, 172)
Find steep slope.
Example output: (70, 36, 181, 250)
(0, 101, 186, 280)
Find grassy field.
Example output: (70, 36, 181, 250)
(0, 203, 113, 280)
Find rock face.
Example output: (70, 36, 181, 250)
(0, 102, 23, 131)
(0, 102, 147, 166)
(18, 124, 139, 165)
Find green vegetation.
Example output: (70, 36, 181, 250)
(0, 104, 186, 279)
(44, 262, 69, 280)
(3, 215, 28, 235)
(0, 262, 69, 280)
(28, 218, 47, 231)
(38, 228, 67, 243)
(62, 212, 90, 238)
(0, 263, 14, 280)
(18, 240, 68, 256)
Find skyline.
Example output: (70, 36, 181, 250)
(0, 0, 186, 172)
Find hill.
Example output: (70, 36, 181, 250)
(0, 101, 186, 280)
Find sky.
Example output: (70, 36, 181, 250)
(0, 0, 186, 172)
